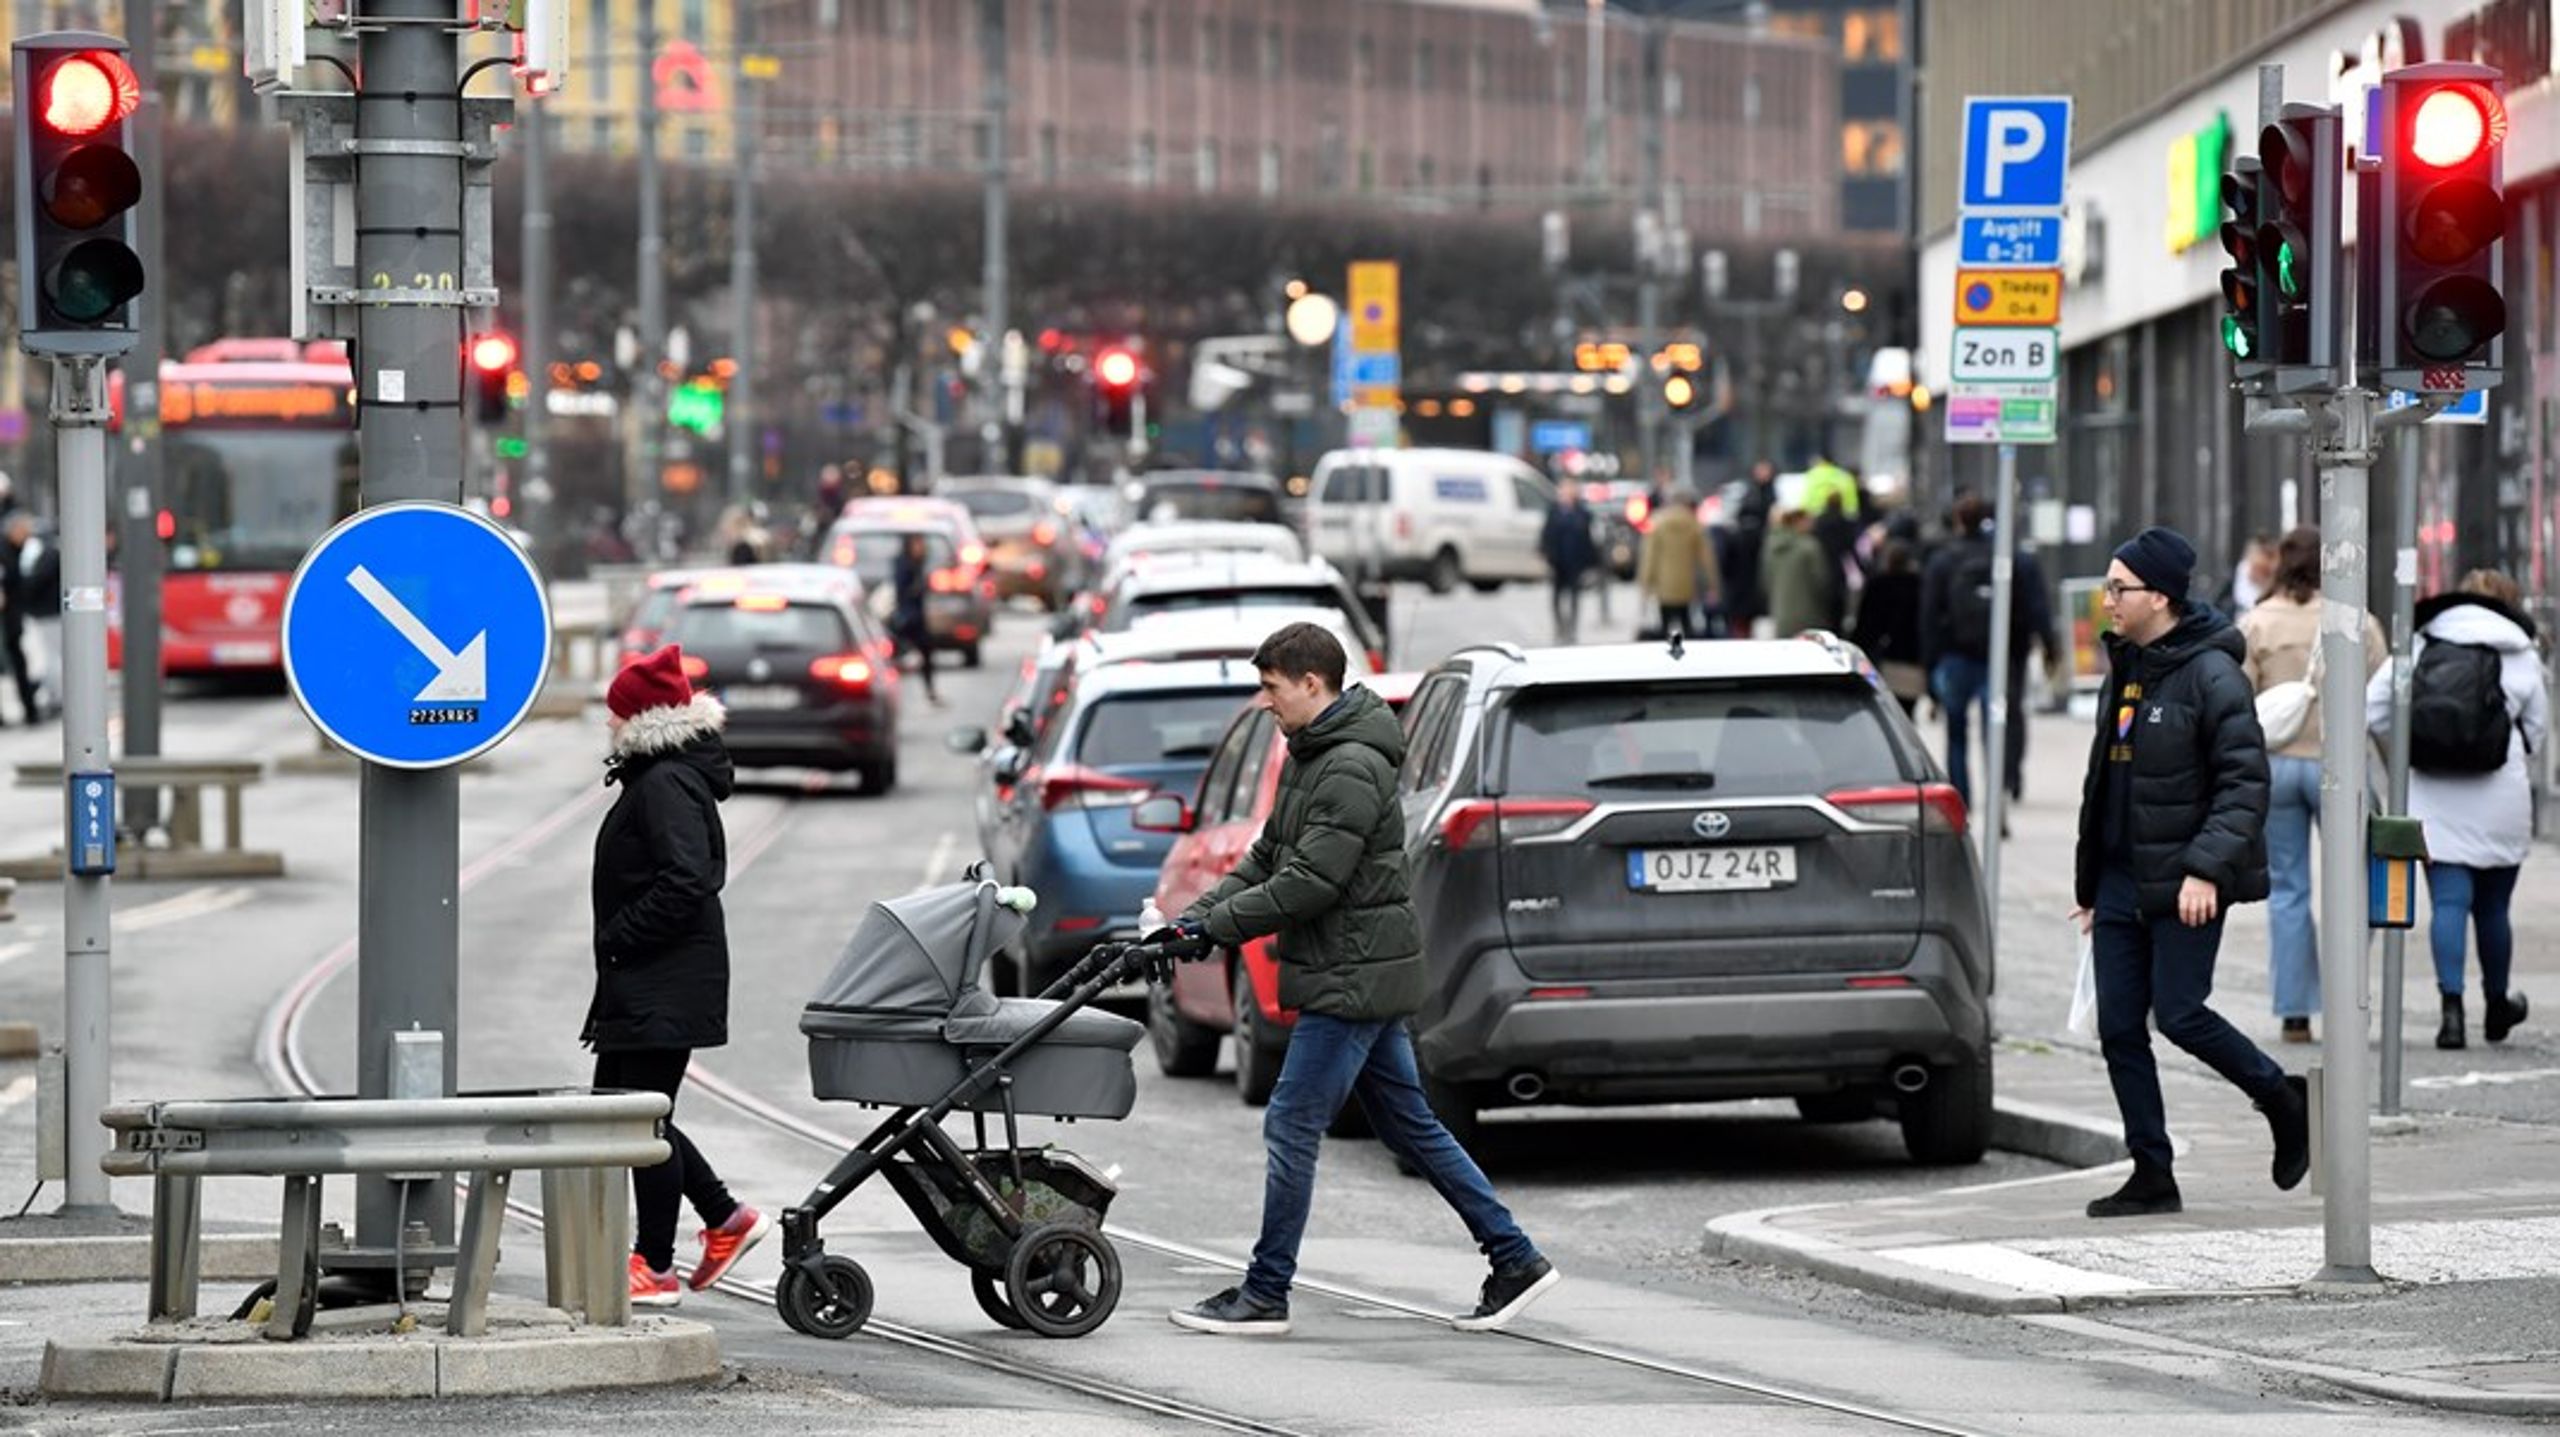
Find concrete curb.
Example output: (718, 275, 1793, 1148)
(0, 1232, 279, 1285)
(1705, 1203, 2065, 1315)
(39, 1314, 721, 1401)
(2027, 1312, 2560, 1419)
(1988, 1094, 2128, 1170)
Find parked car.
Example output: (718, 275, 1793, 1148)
(1102, 520, 1306, 570)
(1125, 470, 1289, 527)
(1134, 672, 1422, 1104)
(955, 657, 1261, 996)
(825, 513, 997, 667)
(1095, 553, 1388, 671)
(1387, 636, 1995, 1164)
(1304, 448, 1556, 595)
(939, 476, 1078, 610)
(659, 566, 901, 791)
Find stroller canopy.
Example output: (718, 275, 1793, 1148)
(805, 882, 1024, 1020)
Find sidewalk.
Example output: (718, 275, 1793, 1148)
(1706, 704, 2560, 1418)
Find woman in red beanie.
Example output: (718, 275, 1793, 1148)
(587, 644, 768, 1305)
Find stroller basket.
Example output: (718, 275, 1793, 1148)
(883, 1147, 1117, 1272)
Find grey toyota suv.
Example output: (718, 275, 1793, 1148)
(1395, 636, 1995, 1164)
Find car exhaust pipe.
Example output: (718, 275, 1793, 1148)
(1505, 1071, 1546, 1103)
(1890, 1063, 1931, 1095)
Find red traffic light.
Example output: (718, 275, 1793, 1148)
(469, 332, 518, 374)
(39, 51, 139, 137)
(2407, 84, 2502, 169)
(1095, 348, 1139, 389)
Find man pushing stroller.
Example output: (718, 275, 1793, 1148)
(1152, 622, 1559, 1336)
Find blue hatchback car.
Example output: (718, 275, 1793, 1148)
(975, 657, 1260, 995)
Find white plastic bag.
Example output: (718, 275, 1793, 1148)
(2066, 926, 2099, 1038)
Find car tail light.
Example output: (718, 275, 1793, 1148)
(1366, 647, 1387, 674)
(679, 654, 710, 681)
(1845, 975, 1915, 989)
(961, 541, 988, 567)
(735, 593, 787, 611)
(809, 654, 874, 693)
(1439, 797, 1593, 850)
(1028, 560, 1048, 581)
(929, 567, 971, 593)
(1626, 494, 1651, 530)
(1826, 784, 1967, 835)
(1527, 986, 1591, 1001)
(1055, 916, 1104, 933)
(1033, 521, 1058, 547)
(830, 535, 854, 567)
(1036, 764, 1151, 812)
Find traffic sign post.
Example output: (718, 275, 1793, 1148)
(1951, 94, 2072, 969)
(283, 504, 553, 771)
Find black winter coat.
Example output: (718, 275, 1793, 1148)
(586, 706, 735, 1051)
(2074, 608, 2271, 918)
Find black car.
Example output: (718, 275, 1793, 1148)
(662, 567, 902, 792)
(1394, 636, 1995, 1164)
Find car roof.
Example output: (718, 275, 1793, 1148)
(1107, 520, 1302, 556)
(1107, 606, 1376, 669)
(671, 563, 863, 600)
(1367, 671, 1424, 706)
(1069, 655, 1264, 699)
(1451, 636, 1872, 691)
(938, 475, 1055, 494)
(1137, 469, 1281, 491)
(1113, 553, 1344, 595)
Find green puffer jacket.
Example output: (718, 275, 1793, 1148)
(1185, 685, 1428, 1021)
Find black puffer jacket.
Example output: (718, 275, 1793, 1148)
(586, 696, 734, 1051)
(1187, 685, 1427, 1021)
(2074, 607, 2271, 917)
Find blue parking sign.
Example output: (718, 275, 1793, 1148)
(283, 502, 553, 770)
(1961, 97, 2073, 211)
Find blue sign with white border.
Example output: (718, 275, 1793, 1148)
(1530, 419, 1593, 454)
(283, 502, 553, 770)
(1960, 97, 2073, 212)
(2386, 388, 2488, 425)
(1959, 214, 2062, 267)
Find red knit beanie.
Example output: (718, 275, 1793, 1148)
(608, 645, 695, 719)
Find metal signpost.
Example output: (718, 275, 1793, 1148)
(1948, 95, 2072, 926)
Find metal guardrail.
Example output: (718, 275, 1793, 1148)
(100, 1089, 670, 1341)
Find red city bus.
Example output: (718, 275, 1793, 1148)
(109, 339, 359, 674)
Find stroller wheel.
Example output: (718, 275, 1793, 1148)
(971, 1270, 1030, 1331)
(1004, 1223, 1122, 1339)
(777, 1254, 874, 1340)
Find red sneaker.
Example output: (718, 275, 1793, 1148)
(689, 1204, 772, 1291)
(627, 1252, 682, 1308)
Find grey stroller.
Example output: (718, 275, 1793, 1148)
(777, 878, 1160, 1340)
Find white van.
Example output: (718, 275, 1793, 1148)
(1305, 448, 1555, 594)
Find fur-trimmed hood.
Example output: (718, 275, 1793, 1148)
(605, 694, 733, 797)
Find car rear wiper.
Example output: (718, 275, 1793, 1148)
(1584, 772, 1717, 789)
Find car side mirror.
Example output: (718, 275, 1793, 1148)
(1049, 611, 1084, 641)
(1003, 709, 1037, 748)
(1131, 792, 1194, 834)
(947, 725, 989, 755)
(992, 746, 1028, 785)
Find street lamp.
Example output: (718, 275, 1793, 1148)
(1285, 291, 1340, 348)
(1841, 287, 1870, 314)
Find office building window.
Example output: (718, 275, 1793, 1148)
(1358, 147, 1375, 192)
(680, 0, 703, 39)
(1264, 24, 1282, 81)
(1138, 9, 1155, 67)
(1197, 140, 1219, 192)
(1843, 120, 1904, 175)
(1356, 34, 1374, 86)
(1417, 41, 1434, 90)
(684, 127, 707, 159)
(1419, 156, 1436, 189)
(1260, 142, 1281, 196)
(897, 115, 921, 170)
(1842, 8, 1903, 63)
(1666, 70, 1684, 116)
(1203, 19, 1220, 74)
(592, 116, 615, 153)
(1040, 124, 1060, 183)
(1136, 133, 1158, 187)
(588, 0, 612, 97)
(889, 0, 914, 40)
(1038, 0, 1058, 57)
(1473, 43, 1490, 97)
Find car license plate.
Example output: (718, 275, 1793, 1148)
(1626, 846, 1797, 893)
(722, 685, 801, 711)
(212, 642, 277, 666)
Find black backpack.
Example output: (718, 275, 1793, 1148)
(2409, 639, 2513, 774)
(1943, 544, 1998, 657)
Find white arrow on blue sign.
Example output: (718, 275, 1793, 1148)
(283, 502, 553, 770)
(1960, 97, 2074, 212)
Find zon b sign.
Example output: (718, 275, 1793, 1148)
(1953, 327, 2058, 383)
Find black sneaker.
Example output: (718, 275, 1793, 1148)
(1168, 1286, 1290, 1336)
(2085, 1164, 2182, 1219)
(1452, 1256, 1560, 1332)
(2487, 991, 2530, 1045)
(2261, 1073, 2309, 1191)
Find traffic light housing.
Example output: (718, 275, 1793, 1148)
(2216, 155, 2274, 386)
(469, 331, 517, 425)
(2377, 63, 2506, 393)
(1093, 345, 1139, 437)
(2255, 103, 2343, 392)
(13, 34, 145, 357)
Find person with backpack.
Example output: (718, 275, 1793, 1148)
(1919, 495, 2054, 812)
(2367, 569, 2544, 1050)
(2239, 527, 2387, 1044)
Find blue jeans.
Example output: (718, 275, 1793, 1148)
(1933, 655, 1991, 808)
(2263, 755, 2323, 1020)
(2426, 862, 2520, 999)
(1242, 1013, 1539, 1306)
(2092, 867, 2289, 1175)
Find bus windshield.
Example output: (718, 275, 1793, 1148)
(164, 429, 359, 572)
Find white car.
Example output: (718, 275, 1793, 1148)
(1117, 605, 1382, 675)
(1305, 447, 1555, 595)
(1103, 520, 1306, 569)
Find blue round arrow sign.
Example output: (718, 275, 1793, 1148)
(283, 503, 553, 769)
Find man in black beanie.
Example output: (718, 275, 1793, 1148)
(2069, 525, 2309, 1217)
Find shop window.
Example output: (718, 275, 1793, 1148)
(1842, 8, 1903, 63)
(1842, 120, 1905, 176)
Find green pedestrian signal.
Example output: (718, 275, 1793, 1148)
(668, 380, 725, 435)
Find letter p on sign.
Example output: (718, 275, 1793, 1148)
(1961, 96, 2073, 212)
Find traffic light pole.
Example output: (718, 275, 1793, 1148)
(726, 3, 757, 508)
(118, 0, 164, 826)
(2379, 430, 2419, 1116)
(2311, 390, 2377, 1285)
(633, 0, 665, 521)
(348, 0, 466, 1291)
(978, 0, 1010, 469)
(1634, 17, 1665, 486)
(50, 356, 114, 1215)
(522, 98, 553, 551)
(1981, 441, 2016, 935)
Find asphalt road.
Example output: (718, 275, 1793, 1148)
(0, 575, 2517, 1433)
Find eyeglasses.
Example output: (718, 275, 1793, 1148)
(2102, 580, 2157, 600)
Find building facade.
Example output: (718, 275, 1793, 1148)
(1919, 0, 2558, 623)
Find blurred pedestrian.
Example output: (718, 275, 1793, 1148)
(1160, 624, 1557, 1337)
(891, 532, 941, 704)
(0, 514, 40, 725)
(2369, 568, 2543, 1050)
(1541, 481, 1601, 644)
(1761, 508, 1830, 639)
(1724, 461, 1778, 634)
(2072, 525, 2307, 1219)
(1920, 496, 2056, 811)
(2221, 533, 2278, 615)
(2238, 526, 2386, 1043)
(589, 646, 770, 1307)
(1849, 539, 1925, 715)
(1635, 486, 1717, 640)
